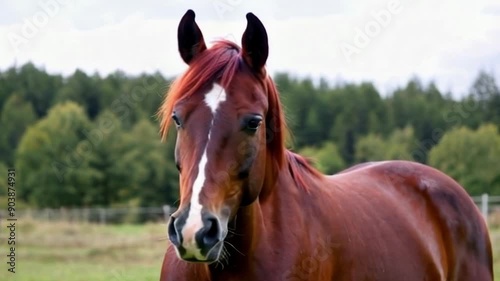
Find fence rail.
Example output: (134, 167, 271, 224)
(1, 194, 500, 225)
(0, 206, 173, 224)
(472, 194, 500, 221)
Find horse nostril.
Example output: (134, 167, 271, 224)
(203, 217, 220, 246)
(196, 215, 221, 250)
(168, 216, 181, 247)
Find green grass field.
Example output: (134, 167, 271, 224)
(0, 219, 167, 281)
(1, 219, 499, 280)
(492, 228, 500, 279)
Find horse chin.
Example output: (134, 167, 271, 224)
(205, 240, 224, 263)
(180, 241, 224, 264)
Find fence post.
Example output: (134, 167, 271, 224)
(481, 193, 488, 222)
(163, 205, 171, 223)
(99, 208, 106, 225)
(83, 208, 90, 223)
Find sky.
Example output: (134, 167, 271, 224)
(0, 0, 499, 98)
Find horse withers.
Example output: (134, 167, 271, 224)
(158, 10, 493, 281)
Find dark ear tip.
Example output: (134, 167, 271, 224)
(246, 12, 258, 22)
(245, 12, 265, 28)
(184, 9, 195, 19)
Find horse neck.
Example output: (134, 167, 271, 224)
(213, 151, 307, 270)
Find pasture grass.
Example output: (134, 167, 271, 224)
(0, 219, 167, 281)
(492, 227, 500, 279)
(1, 219, 500, 280)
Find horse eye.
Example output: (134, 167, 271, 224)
(245, 116, 263, 131)
(171, 113, 181, 128)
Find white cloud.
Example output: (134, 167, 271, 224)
(0, 0, 499, 97)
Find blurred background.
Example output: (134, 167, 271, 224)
(0, 0, 499, 280)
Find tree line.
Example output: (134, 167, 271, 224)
(0, 63, 499, 208)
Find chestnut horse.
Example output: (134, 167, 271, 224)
(158, 10, 493, 281)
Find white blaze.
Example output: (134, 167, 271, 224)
(182, 83, 226, 255)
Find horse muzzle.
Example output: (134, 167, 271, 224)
(168, 209, 227, 262)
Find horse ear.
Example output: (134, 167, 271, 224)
(241, 13, 268, 75)
(177, 10, 207, 64)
